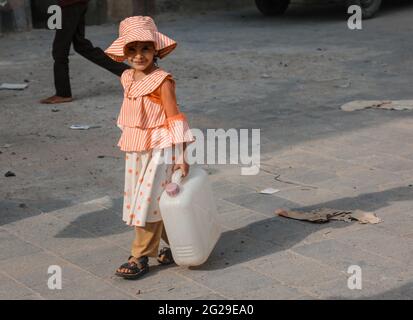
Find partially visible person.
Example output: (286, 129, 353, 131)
(41, 0, 130, 104)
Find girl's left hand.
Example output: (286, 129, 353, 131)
(173, 161, 189, 177)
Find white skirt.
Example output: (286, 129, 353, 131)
(122, 147, 174, 227)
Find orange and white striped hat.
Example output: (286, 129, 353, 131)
(105, 16, 177, 62)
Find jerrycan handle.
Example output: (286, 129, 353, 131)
(171, 168, 184, 185)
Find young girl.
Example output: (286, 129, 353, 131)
(105, 16, 195, 280)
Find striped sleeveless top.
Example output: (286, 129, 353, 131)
(117, 68, 194, 152)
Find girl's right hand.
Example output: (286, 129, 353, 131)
(173, 161, 189, 177)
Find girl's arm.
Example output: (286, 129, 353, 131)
(161, 78, 179, 118)
(161, 79, 190, 176)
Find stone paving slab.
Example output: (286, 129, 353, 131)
(333, 228, 413, 266)
(274, 187, 343, 207)
(215, 199, 244, 214)
(3, 215, 109, 255)
(30, 275, 137, 300)
(210, 231, 281, 267)
(248, 250, 344, 290)
(224, 193, 300, 215)
(305, 279, 406, 300)
(219, 168, 300, 192)
(375, 212, 413, 237)
(0, 229, 42, 261)
(107, 268, 189, 296)
(274, 167, 338, 186)
(177, 264, 291, 300)
(190, 293, 228, 300)
(137, 279, 216, 300)
(0, 273, 42, 300)
(233, 283, 305, 300)
(216, 208, 269, 230)
(63, 243, 130, 280)
(3, 257, 93, 292)
(212, 182, 258, 199)
(292, 239, 409, 282)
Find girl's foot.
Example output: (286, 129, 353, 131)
(115, 256, 149, 280)
(157, 247, 174, 265)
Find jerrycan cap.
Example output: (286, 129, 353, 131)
(165, 182, 180, 197)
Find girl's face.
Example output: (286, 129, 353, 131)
(125, 41, 158, 72)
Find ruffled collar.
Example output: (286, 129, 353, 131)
(122, 68, 171, 98)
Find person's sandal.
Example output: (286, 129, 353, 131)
(157, 247, 175, 265)
(40, 95, 73, 104)
(115, 256, 149, 280)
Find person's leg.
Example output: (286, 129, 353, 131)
(115, 221, 164, 278)
(52, 5, 84, 97)
(157, 221, 175, 265)
(160, 221, 169, 245)
(41, 4, 84, 103)
(72, 6, 130, 77)
(131, 221, 164, 259)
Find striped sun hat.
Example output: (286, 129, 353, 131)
(105, 16, 177, 62)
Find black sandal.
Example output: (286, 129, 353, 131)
(157, 247, 175, 265)
(115, 256, 149, 280)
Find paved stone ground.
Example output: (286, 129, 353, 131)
(1, 2, 413, 299)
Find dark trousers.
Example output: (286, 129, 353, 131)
(52, 3, 129, 97)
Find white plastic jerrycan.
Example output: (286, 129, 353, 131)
(159, 166, 221, 266)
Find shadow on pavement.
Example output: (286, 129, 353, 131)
(0, 198, 71, 226)
(195, 185, 413, 270)
(299, 185, 413, 212)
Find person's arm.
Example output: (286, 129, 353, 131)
(161, 78, 180, 118)
(161, 79, 191, 176)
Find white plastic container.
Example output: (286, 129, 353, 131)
(159, 166, 221, 266)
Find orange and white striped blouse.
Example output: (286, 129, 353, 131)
(117, 68, 194, 152)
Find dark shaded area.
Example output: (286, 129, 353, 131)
(30, 0, 107, 29)
(268, 0, 413, 21)
(0, 0, 32, 32)
(299, 185, 413, 212)
(0, 198, 71, 226)
(55, 206, 129, 238)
